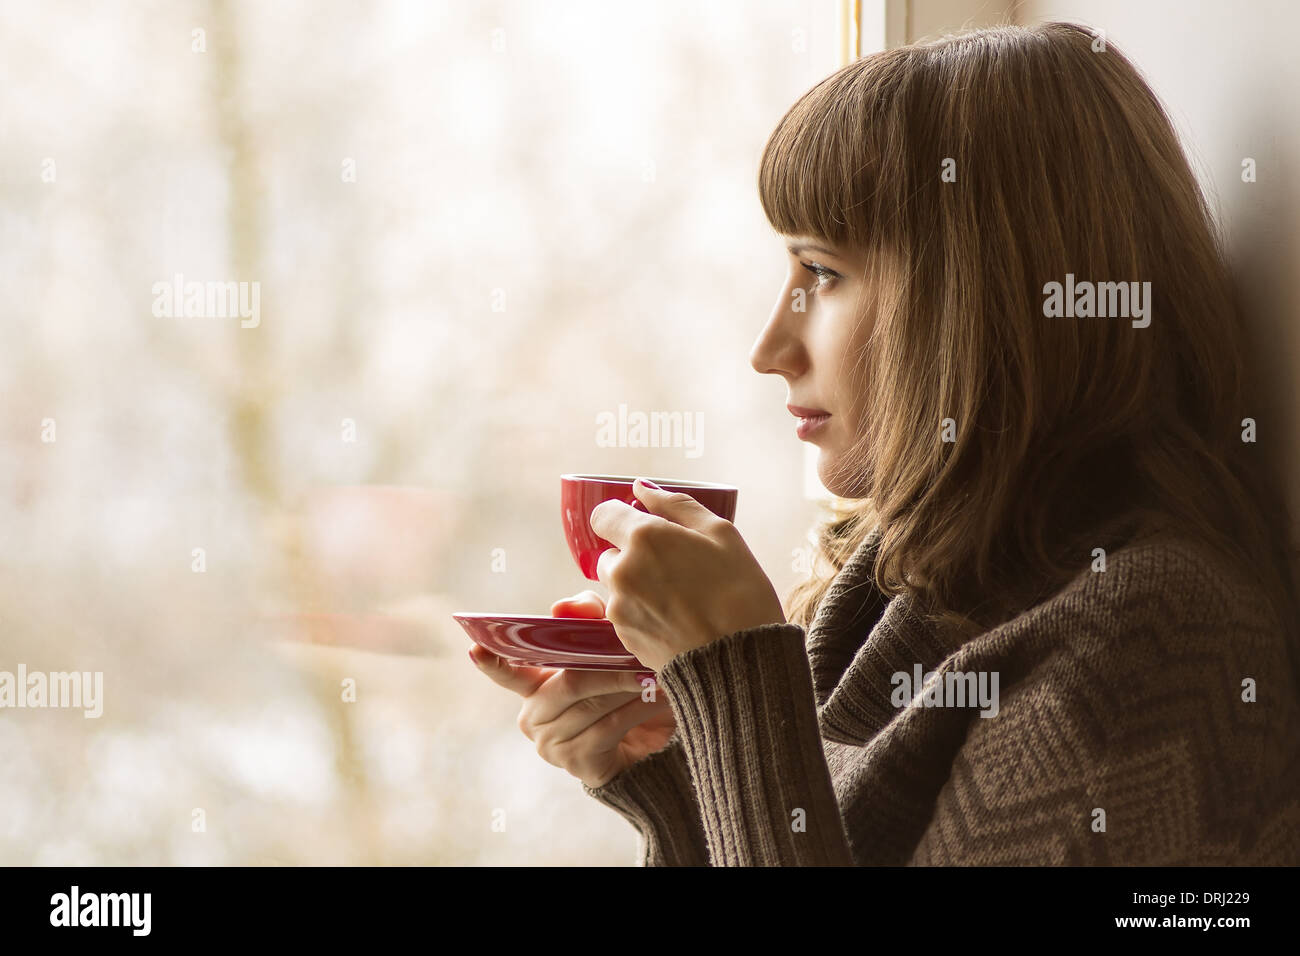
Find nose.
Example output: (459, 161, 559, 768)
(749, 283, 807, 379)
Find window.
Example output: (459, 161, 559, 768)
(2, 0, 853, 865)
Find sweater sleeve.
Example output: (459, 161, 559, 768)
(582, 733, 711, 866)
(653, 622, 855, 865)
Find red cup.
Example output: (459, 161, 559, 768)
(560, 474, 739, 581)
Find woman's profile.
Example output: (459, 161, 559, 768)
(470, 20, 1300, 865)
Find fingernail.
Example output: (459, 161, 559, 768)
(638, 478, 662, 490)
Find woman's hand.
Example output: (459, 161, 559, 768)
(589, 479, 786, 672)
(467, 590, 676, 790)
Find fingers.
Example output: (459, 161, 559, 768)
(525, 667, 651, 725)
(630, 477, 725, 534)
(594, 545, 623, 592)
(569, 695, 673, 749)
(589, 496, 663, 551)
(522, 690, 638, 743)
(534, 695, 672, 762)
(550, 589, 606, 619)
(467, 644, 555, 696)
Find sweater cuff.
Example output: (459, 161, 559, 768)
(655, 622, 855, 866)
(582, 733, 711, 866)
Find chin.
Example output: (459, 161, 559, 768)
(817, 449, 872, 499)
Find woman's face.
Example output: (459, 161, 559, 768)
(749, 234, 875, 498)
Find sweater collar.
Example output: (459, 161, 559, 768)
(804, 525, 888, 706)
(804, 528, 969, 746)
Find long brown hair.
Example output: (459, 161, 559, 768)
(759, 22, 1300, 648)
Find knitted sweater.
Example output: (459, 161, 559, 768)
(584, 527, 1300, 865)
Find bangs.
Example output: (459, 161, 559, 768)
(757, 53, 902, 252)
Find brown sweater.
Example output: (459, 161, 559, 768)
(584, 527, 1300, 865)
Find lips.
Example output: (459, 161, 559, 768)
(788, 404, 832, 441)
(787, 404, 831, 419)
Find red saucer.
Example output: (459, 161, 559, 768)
(452, 613, 644, 671)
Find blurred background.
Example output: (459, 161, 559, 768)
(0, 0, 846, 865)
(3, 0, 1297, 865)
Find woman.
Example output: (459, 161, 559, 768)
(470, 21, 1300, 865)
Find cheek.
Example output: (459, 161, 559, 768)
(824, 312, 875, 446)
(819, 311, 867, 404)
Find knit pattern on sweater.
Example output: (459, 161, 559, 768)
(585, 530, 1300, 865)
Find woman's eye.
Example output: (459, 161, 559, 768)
(801, 262, 839, 288)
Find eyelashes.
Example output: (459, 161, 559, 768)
(800, 261, 840, 288)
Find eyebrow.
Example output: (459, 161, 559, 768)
(786, 241, 840, 258)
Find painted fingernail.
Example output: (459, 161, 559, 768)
(638, 478, 662, 490)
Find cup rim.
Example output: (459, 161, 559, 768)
(560, 473, 737, 492)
